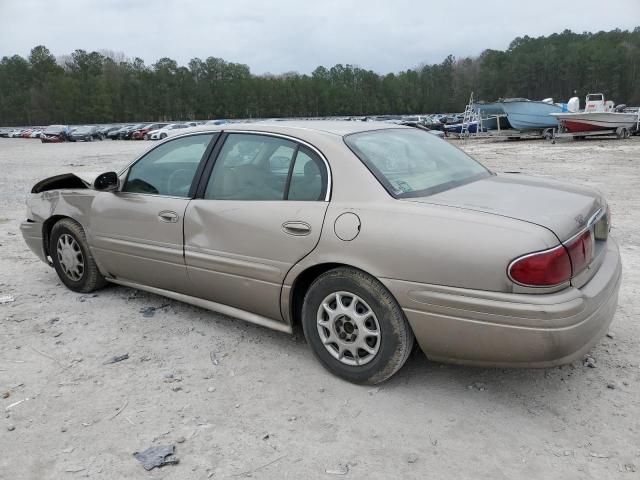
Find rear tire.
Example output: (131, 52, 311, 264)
(301, 267, 414, 384)
(50, 218, 107, 293)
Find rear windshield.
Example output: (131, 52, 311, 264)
(344, 128, 491, 198)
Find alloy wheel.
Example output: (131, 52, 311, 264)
(316, 291, 381, 366)
(56, 233, 84, 281)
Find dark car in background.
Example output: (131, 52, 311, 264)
(69, 125, 103, 142)
(97, 125, 120, 138)
(120, 123, 148, 140)
(40, 125, 68, 143)
(132, 123, 168, 140)
(107, 124, 134, 140)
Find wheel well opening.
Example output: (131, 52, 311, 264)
(42, 215, 70, 259)
(289, 262, 347, 329)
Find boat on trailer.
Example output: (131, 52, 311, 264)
(472, 101, 511, 129)
(444, 121, 486, 134)
(499, 97, 578, 130)
(550, 93, 639, 133)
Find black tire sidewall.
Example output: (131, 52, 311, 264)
(50, 222, 92, 292)
(302, 271, 404, 384)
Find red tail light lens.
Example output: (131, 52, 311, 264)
(565, 230, 593, 276)
(508, 245, 571, 286)
(509, 226, 596, 287)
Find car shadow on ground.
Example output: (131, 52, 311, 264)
(104, 284, 594, 402)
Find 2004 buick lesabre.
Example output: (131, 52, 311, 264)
(20, 121, 621, 384)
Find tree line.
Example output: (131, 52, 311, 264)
(0, 28, 639, 126)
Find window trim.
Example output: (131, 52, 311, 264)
(286, 145, 328, 202)
(282, 144, 300, 200)
(117, 132, 220, 199)
(194, 130, 332, 202)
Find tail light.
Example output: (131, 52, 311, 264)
(509, 209, 606, 287)
(509, 207, 610, 288)
(508, 245, 572, 287)
(565, 230, 593, 276)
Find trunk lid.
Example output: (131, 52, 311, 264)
(406, 174, 604, 242)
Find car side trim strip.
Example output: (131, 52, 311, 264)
(107, 278, 293, 334)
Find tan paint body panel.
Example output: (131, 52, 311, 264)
(184, 200, 328, 319)
(420, 174, 604, 241)
(382, 239, 621, 366)
(21, 121, 622, 368)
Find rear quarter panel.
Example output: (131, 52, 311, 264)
(288, 200, 560, 293)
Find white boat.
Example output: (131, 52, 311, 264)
(550, 94, 639, 133)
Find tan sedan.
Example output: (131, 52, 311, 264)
(21, 121, 621, 383)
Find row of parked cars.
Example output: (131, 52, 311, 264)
(0, 120, 230, 143)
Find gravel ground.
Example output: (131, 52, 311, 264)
(1, 136, 639, 479)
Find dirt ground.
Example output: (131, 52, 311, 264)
(1, 135, 639, 479)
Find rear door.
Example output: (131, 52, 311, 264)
(184, 132, 330, 321)
(89, 133, 218, 293)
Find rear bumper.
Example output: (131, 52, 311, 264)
(20, 220, 48, 264)
(382, 239, 622, 367)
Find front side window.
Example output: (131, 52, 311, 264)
(205, 134, 297, 200)
(123, 133, 215, 197)
(345, 128, 490, 198)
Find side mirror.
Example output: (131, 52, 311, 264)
(93, 171, 119, 191)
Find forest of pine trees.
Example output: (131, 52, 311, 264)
(1, 28, 639, 126)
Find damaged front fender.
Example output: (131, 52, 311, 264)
(31, 171, 107, 193)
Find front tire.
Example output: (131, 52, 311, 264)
(301, 267, 414, 384)
(50, 218, 107, 293)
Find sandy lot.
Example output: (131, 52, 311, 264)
(1, 135, 639, 479)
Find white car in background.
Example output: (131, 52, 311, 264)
(148, 123, 185, 140)
(148, 123, 197, 140)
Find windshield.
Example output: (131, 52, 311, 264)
(344, 128, 491, 198)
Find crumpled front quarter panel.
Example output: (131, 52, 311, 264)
(29, 189, 97, 227)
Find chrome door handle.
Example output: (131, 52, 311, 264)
(282, 221, 311, 236)
(158, 210, 179, 223)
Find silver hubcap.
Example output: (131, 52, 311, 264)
(317, 291, 381, 366)
(56, 234, 84, 281)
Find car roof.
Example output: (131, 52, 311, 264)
(177, 120, 407, 138)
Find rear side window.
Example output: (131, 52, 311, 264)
(204, 134, 328, 201)
(123, 133, 215, 197)
(345, 128, 490, 198)
(287, 146, 327, 201)
(205, 134, 296, 200)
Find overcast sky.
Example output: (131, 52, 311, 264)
(1, 0, 638, 74)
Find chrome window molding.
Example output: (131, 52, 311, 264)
(117, 129, 332, 202)
(218, 129, 332, 202)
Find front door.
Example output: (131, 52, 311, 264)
(184, 133, 330, 321)
(89, 133, 218, 294)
